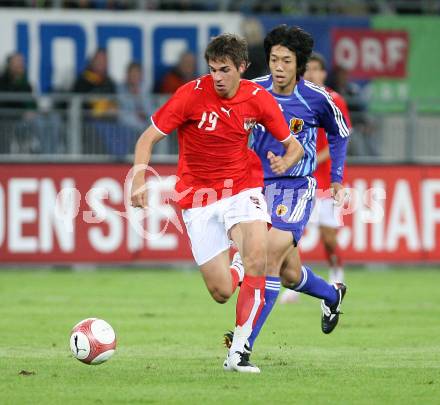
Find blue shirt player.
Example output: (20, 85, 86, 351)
(253, 77, 349, 242)
(224, 25, 351, 366)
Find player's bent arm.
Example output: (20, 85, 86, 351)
(268, 136, 304, 175)
(283, 136, 304, 167)
(131, 125, 166, 208)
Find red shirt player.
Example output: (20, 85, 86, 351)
(151, 74, 294, 209)
(131, 34, 304, 373)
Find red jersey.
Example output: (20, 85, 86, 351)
(314, 88, 352, 191)
(152, 75, 291, 209)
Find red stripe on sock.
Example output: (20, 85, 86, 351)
(236, 275, 265, 328)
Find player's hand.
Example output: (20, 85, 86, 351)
(331, 182, 345, 206)
(131, 174, 148, 208)
(267, 151, 289, 175)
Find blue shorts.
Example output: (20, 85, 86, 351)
(264, 176, 317, 245)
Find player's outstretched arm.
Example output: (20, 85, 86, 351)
(131, 126, 166, 208)
(267, 136, 304, 175)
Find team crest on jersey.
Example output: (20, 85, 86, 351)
(289, 118, 304, 134)
(244, 118, 257, 133)
(276, 204, 288, 217)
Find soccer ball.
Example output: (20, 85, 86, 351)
(70, 318, 116, 365)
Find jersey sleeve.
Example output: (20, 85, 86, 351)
(332, 92, 352, 129)
(317, 91, 350, 184)
(151, 83, 191, 135)
(257, 89, 291, 142)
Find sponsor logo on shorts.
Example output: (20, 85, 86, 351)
(276, 204, 288, 216)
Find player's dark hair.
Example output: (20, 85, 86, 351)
(264, 25, 314, 80)
(205, 33, 249, 70)
(308, 52, 327, 71)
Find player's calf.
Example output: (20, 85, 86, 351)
(241, 251, 266, 277)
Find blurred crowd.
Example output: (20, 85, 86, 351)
(0, 48, 199, 155)
(0, 13, 379, 157)
(0, 44, 377, 157)
(0, 0, 439, 14)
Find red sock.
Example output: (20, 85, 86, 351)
(230, 267, 240, 293)
(236, 275, 265, 328)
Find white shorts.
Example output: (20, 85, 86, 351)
(308, 197, 343, 228)
(182, 187, 270, 265)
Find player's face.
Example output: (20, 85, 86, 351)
(269, 45, 297, 94)
(208, 58, 245, 98)
(304, 60, 327, 87)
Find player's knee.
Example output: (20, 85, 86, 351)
(280, 273, 301, 288)
(281, 271, 303, 289)
(209, 287, 231, 304)
(212, 294, 229, 304)
(280, 277, 291, 289)
(280, 266, 301, 286)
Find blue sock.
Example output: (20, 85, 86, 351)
(293, 266, 337, 306)
(248, 276, 280, 350)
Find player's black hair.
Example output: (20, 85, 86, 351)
(264, 25, 314, 80)
(308, 52, 327, 71)
(205, 33, 249, 70)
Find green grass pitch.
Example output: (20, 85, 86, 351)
(0, 267, 439, 404)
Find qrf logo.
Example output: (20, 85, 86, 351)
(0, 11, 242, 93)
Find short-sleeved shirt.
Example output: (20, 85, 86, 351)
(151, 74, 291, 208)
(314, 88, 352, 191)
(251, 77, 350, 184)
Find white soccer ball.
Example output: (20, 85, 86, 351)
(70, 318, 116, 365)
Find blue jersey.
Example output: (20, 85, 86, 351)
(252, 76, 350, 183)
